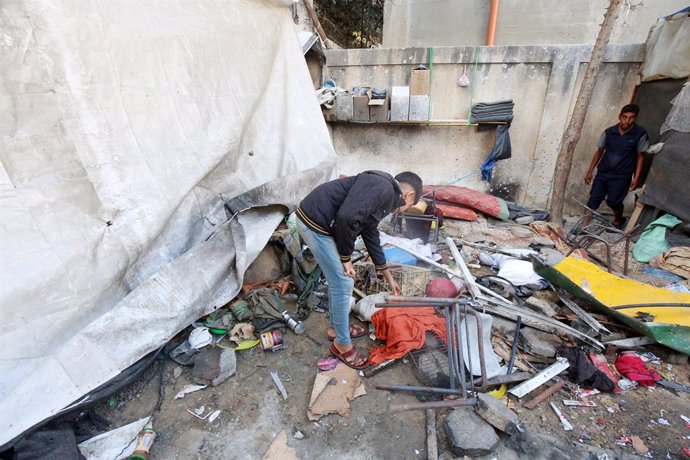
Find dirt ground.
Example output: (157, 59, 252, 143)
(92, 215, 690, 459)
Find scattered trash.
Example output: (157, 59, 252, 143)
(293, 430, 304, 440)
(631, 435, 649, 454)
(129, 424, 156, 460)
(308, 363, 366, 421)
(317, 357, 339, 371)
(549, 402, 573, 431)
(575, 388, 601, 398)
(271, 372, 288, 400)
(617, 378, 638, 391)
(563, 400, 597, 407)
(174, 384, 207, 399)
(262, 431, 299, 460)
(261, 330, 286, 352)
(208, 410, 221, 423)
(77, 417, 151, 460)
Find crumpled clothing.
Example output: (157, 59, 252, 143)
(614, 352, 661, 387)
(368, 307, 447, 365)
(560, 347, 615, 392)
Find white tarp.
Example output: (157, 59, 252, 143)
(641, 9, 690, 82)
(0, 0, 335, 446)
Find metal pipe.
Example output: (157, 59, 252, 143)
(455, 304, 468, 398)
(385, 295, 470, 306)
(375, 383, 464, 395)
(390, 398, 477, 413)
(486, 0, 500, 46)
(444, 306, 456, 390)
(507, 316, 522, 375)
(473, 311, 488, 391)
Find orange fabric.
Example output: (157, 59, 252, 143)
(368, 307, 447, 365)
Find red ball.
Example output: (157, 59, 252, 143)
(426, 277, 458, 298)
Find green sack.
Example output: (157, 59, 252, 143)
(632, 214, 682, 263)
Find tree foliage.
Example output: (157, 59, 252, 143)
(314, 0, 384, 48)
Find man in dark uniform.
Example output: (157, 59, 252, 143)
(584, 104, 649, 228)
(295, 171, 423, 369)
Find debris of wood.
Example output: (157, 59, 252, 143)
(426, 410, 438, 460)
(509, 358, 570, 398)
(554, 287, 610, 334)
(523, 381, 566, 410)
(603, 336, 655, 348)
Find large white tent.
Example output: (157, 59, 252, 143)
(0, 0, 334, 446)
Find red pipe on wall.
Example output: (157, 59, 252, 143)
(486, 0, 499, 46)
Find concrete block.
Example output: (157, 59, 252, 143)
(390, 86, 409, 121)
(192, 348, 236, 386)
(352, 96, 370, 121)
(520, 328, 558, 358)
(525, 297, 559, 317)
(408, 95, 429, 121)
(335, 94, 353, 121)
(476, 393, 519, 434)
(443, 408, 499, 457)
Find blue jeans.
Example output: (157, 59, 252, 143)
(296, 217, 354, 346)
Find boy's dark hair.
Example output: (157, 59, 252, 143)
(621, 104, 639, 115)
(395, 171, 423, 204)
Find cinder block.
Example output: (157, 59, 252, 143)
(408, 95, 430, 121)
(476, 393, 519, 434)
(390, 86, 410, 121)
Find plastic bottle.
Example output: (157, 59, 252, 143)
(130, 424, 156, 460)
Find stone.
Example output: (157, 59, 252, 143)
(192, 348, 236, 386)
(525, 296, 558, 317)
(519, 328, 558, 358)
(476, 393, 519, 434)
(515, 215, 535, 225)
(173, 366, 182, 379)
(443, 408, 499, 457)
(531, 236, 556, 248)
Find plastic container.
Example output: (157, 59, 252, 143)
(130, 425, 156, 460)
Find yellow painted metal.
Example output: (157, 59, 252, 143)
(554, 256, 690, 327)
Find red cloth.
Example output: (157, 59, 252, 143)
(368, 307, 447, 365)
(614, 353, 660, 387)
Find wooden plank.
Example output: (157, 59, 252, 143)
(548, 0, 623, 223)
(426, 410, 438, 460)
(523, 381, 567, 410)
(625, 197, 646, 234)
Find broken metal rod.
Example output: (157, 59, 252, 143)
(446, 237, 481, 298)
(507, 316, 522, 375)
(375, 383, 465, 395)
(523, 381, 566, 410)
(363, 359, 397, 377)
(390, 398, 477, 413)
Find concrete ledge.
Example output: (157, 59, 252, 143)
(326, 44, 644, 67)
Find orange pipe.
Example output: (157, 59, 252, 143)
(486, 0, 499, 46)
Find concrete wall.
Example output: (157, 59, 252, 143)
(383, 0, 687, 48)
(324, 44, 644, 211)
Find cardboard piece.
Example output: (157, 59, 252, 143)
(307, 363, 366, 421)
(410, 68, 430, 95)
(408, 95, 430, 121)
(390, 86, 410, 121)
(352, 96, 370, 121)
(369, 94, 389, 122)
(262, 431, 299, 460)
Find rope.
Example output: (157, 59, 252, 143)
(420, 171, 480, 199)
